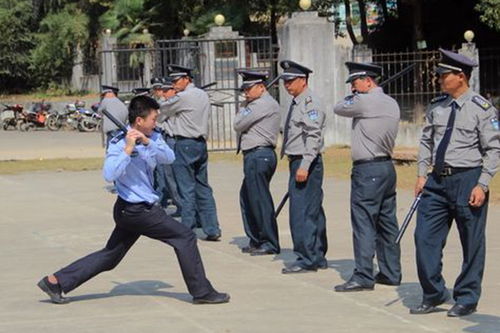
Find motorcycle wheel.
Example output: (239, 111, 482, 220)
(78, 118, 95, 132)
(2, 119, 10, 130)
(46, 115, 61, 131)
(19, 122, 30, 131)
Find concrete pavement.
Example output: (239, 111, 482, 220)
(1, 159, 500, 333)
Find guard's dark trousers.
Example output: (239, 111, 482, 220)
(173, 138, 220, 237)
(415, 167, 487, 306)
(54, 197, 215, 298)
(240, 147, 280, 252)
(350, 160, 401, 286)
(288, 155, 327, 269)
(155, 135, 182, 210)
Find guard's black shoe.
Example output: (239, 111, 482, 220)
(447, 303, 477, 317)
(193, 291, 230, 304)
(205, 234, 221, 241)
(241, 245, 259, 253)
(409, 303, 439, 314)
(318, 262, 329, 270)
(250, 248, 278, 256)
(375, 275, 401, 286)
(334, 280, 374, 292)
(281, 264, 317, 274)
(37, 276, 69, 304)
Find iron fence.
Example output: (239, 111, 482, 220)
(479, 48, 500, 108)
(372, 49, 441, 122)
(99, 36, 275, 151)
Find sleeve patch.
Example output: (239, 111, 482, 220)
(431, 94, 448, 104)
(490, 118, 499, 131)
(472, 95, 492, 111)
(241, 107, 252, 116)
(307, 110, 319, 121)
(344, 95, 354, 106)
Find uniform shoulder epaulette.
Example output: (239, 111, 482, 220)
(154, 126, 163, 133)
(430, 94, 448, 104)
(472, 95, 492, 111)
(110, 132, 125, 144)
(305, 96, 313, 105)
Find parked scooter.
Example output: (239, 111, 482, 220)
(17, 101, 51, 131)
(1, 103, 24, 130)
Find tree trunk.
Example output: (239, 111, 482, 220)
(344, 0, 358, 44)
(358, 0, 369, 42)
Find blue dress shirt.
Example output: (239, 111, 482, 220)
(103, 129, 175, 204)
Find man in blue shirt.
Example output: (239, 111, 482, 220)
(37, 95, 229, 305)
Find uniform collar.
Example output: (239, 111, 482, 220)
(368, 86, 384, 94)
(448, 88, 472, 108)
(293, 87, 311, 105)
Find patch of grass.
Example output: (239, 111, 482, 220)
(0, 158, 104, 174)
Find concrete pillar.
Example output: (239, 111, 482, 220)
(459, 42, 480, 94)
(100, 32, 117, 87)
(70, 44, 84, 91)
(277, 11, 353, 146)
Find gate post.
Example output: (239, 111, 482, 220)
(100, 31, 118, 86)
(459, 39, 480, 94)
(278, 11, 353, 146)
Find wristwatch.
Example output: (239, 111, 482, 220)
(478, 183, 489, 193)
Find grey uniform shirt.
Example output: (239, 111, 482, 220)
(159, 83, 210, 139)
(233, 91, 281, 151)
(333, 87, 400, 161)
(417, 89, 500, 186)
(283, 87, 325, 170)
(98, 97, 128, 133)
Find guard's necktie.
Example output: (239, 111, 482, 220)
(434, 101, 458, 175)
(280, 99, 296, 159)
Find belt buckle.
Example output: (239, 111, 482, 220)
(440, 167, 452, 177)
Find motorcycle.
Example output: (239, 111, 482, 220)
(46, 100, 101, 132)
(78, 102, 102, 132)
(17, 101, 52, 131)
(1, 103, 24, 130)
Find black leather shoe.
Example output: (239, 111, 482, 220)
(250, 248, 278, 256)
(241, 245, 259, 253)
(334, 280, 374, 292)
(37, 277, 69, 304)
(409, 303, 440, 314)
(447, 303, 477, 317)
(205, 234, 221, 241)
(375, 275, 401, 286)
(282, 265, 317, 274)
(193, 291, 230, 304)
(318, 262, 328, 270)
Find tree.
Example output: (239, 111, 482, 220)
(30, 4, 89, 87)
(0, 0, 35, 92)
(476, 0, 500, 31)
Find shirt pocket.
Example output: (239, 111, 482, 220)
(453, 120, 477, 146)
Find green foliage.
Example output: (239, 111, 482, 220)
(0, 0, 35, 92)
(30, 4, 89, 88)
(476, 0, 500, 31)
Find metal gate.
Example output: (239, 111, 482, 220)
(155, 37, 275, 151)
(99, 36, 275, 151)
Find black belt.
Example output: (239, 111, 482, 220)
(117, 196, 159, 209)
(287, 154, 321, 162)
(433, 166, 479, 177)
(242, 145, 274, 155)
(175, 135, 205, 142)
(353, 156, 391, 166)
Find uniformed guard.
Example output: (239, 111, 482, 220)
(150, 77, 163, 99)
(157, 77, 182, 216)
(98, 85, 129, 149)
(234, 70, 281, 255)
(132, 87, 151, 96)
(411, 49, 500, 317)
(279, 60, 328, 273)
(37, 96, 229, 305)
(333, 62, 402, 292)
(160, 65, 221, 241)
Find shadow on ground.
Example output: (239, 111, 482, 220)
(40, 280, 191, 304)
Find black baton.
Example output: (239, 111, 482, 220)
(275, 192, 289, 218)
(395, 192, 422, 244)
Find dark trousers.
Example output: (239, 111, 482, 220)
(415, 168, 487, 306)
(54, 197, 215, 298)
(350, 160, 401, 286)
(154, 135, 182, 210)
(288, 155, 327, 269)
(240, 147, 279, 252)
(172, 138, 220, 237)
